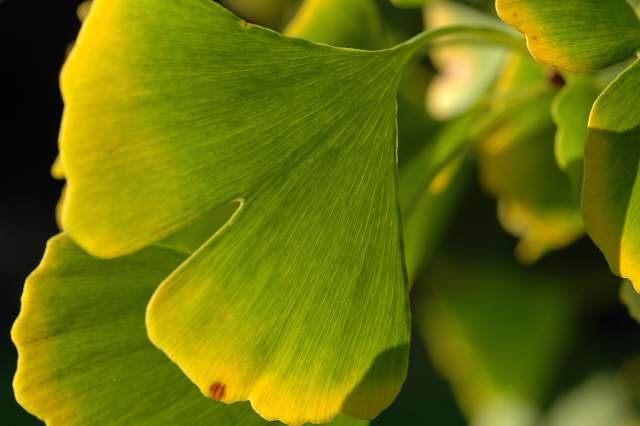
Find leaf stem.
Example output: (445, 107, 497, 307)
(392, 25, 526, 60)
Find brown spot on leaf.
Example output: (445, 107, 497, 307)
(209, 382, 226, 401)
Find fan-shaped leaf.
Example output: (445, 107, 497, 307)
(59, 0, 418, 424)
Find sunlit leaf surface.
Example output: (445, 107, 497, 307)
(58, 0, 419, 423)
(11, 235, 368, 426)
(496, 0, 640, 73)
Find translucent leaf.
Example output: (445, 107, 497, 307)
(496, 0, 640, 73)
(11, 235, 367, 426)
(59, 0, 423, 423)
(583, 60, 640, 290)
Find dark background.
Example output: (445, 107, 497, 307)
(1, 0, 82, 422)
(1, 1, 639, 425)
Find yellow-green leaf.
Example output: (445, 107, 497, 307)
(496, 0, 640, 73)
(12, 235, 367, 426)
(58, 0, 425, 424)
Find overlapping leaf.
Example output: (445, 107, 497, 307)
(496, 0, 640, 73)
(583, 60, 640, 290)
(12, 235, 365, 426)
(58, 0, 416, 424)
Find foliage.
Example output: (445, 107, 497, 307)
(11, 0, 640, 425)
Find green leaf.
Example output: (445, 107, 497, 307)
(551, 77, 600, 196)
(285, 0, 383, 49)
(475, 55, 583, 263)
(59, 1, 421, 423)
(415, 254, 572, 424)
(583, 59, 640, 289)
(425, 1, 510, 119)
(496, 0, 640, 73)
(12, 235, 365, 426)
(620, 280, 640, 323)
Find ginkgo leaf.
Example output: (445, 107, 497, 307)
(415, 254, 572, 424)
(620, 280, 640, 323)
(284, 0, 463, 283)
(496, 0, 640, 73)
(583, 59, 640, 290)
(551, 77, 600, 196)
(425, 1, 509, 119)
(58, 0, 425, 424)
(12, 235, 365, 426)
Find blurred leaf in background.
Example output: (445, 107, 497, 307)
(414, 252, 574, 426)
(474, 54, 583, 264)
